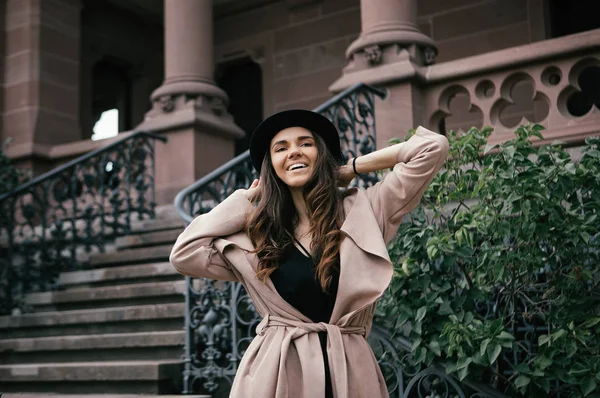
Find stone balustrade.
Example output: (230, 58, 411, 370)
(422, 29, 600, 146)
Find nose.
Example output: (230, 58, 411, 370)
(287, 145, 302, 159)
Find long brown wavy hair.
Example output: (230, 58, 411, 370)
(245, 132, 345, 292)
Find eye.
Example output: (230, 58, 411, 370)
(275, 147, 286, 152)
(301, 142, 313, 147)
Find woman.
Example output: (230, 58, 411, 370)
(170, 109, 449, 398)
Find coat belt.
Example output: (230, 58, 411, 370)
(256, 314, 366, 398)
(256, 314, 366, 338)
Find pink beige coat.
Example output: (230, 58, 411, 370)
(170, 126, 449, 398)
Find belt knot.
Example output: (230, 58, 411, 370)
(256, 314, 365, 338)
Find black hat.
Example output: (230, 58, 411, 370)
(249, 109, 343, 171)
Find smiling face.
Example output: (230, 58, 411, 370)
(269, 126, 318, 189)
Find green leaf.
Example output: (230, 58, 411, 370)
(515, 375, 531, 388)
(581, 231, 591, 244)
(484, 143, 496, 155)
(428, 340, 442, 356)
(581, 377, 597, 397)
(411, 338, 422, 352)
(438, 301, 453, 316)
(445, 362, 457, 374)
(539, 334, 551, 346)
(480, 338, 491, 357)
(504, 146, 516, 161)
(414, 346, 426, 363)
(487, 344, 502, 364)
(537, 377, 550, 392)
(397, 312, 410, 326)
(535, 355, 553, 370)
(498, 331, 514, 340)
(457, 356, 472, 370)
(565, 162, 577, 174)
(552, 329, 567, 341)
(570, 363, 590, 375)
(457, 366, 469, 381)
(416, 306, 427, 323)
(584, 317, 600, 328)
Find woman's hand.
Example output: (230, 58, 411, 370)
(338, 163, 356, 187)
(244, 178, 261, 202)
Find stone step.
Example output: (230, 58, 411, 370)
(25, 280, 186, 312)
(87, 244, 172, 268)
(154, 204, 182, 219)
(59, 262, 181, 288)
(115, 228, 181, 250)
(0, 331, 185, 364)
(0, 360, 183, 394)
(130, 215, 185, 235)
(0, 303, 185, 339)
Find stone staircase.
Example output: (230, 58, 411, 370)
(0, 206, 199, 396)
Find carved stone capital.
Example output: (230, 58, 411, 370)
(363, 45, 383, 67)
(158, 95, 175, 113)
(423, 46, 437, 66)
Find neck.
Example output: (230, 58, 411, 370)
(290, 187, 309, 227)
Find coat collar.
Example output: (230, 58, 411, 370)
(217, 188, 393, 324)
(331, 188, 393, 323)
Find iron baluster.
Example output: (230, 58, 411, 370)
(0, 131, 167, 316)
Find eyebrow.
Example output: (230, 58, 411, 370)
(271, 135, 314, 149)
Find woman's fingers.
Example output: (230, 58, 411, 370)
(245, 179, 260, 201)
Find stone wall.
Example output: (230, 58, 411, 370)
(2, 0, 82, 173)
(80, 1, 163, 138)
(215, 0, 362, 115)
(421, 0, 547, 62)
(214, 0, 550, 115)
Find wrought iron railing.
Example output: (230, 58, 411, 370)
(173, 83, 506, 398)
(0, 131, 167, 315)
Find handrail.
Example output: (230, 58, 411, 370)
(0, 131, 167, 202)
(174, 83, 386, 224)
(0, 130, 167, 315)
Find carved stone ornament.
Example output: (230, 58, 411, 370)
(363, 45, 383, 66)
(158, 95, 175, 113)
(423, 46, 437, 66)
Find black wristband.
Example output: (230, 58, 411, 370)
(352, 157, 361, 175)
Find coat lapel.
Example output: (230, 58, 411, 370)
(331, 189, 394, 323)
(215, 234, 313, 323)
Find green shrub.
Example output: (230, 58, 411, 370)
(379, 125, 600, 397)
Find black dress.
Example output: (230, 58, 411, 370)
(269, 239, 339, 398)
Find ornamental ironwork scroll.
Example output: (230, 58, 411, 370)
(174, 83, 505, 398)
(0, 132, 167, 315)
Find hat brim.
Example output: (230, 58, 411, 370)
(249, 109, 343, 171)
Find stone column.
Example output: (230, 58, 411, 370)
(3, 0, 82, 174)
(346, 0, 436, 67)
(330, 0, 437, 146)
(137, 0, 244, 205)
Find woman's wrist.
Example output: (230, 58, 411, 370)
(349, 157, 360, 176)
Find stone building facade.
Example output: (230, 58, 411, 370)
(1, 0, 599, 204)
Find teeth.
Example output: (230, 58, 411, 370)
(289, 163, 306, 171)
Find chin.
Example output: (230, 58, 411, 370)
(284, 180, 309, 189)
(282, 175, 312, 189)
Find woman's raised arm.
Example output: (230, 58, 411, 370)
(169, 189, 252, 281)
(346, 126, 449, 243)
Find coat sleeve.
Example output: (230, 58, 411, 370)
(169, 189, 251, 281)
(365, 126, 449, 244)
